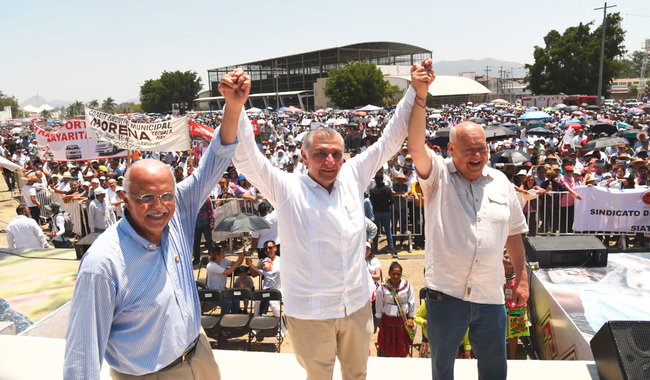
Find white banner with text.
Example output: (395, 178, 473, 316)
(574, 185, 650, 233)
(34, 119, 127, 162)
(85, 108, 190, 152)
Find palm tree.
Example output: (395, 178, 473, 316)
(40, 109, 52, 120)
(67, 101, 85, 118)
(101, 97, 116, 113)
(88, 99, 99, 109)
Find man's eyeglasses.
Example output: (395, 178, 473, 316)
(128, 192, 175, 204)
(265, 246, 276, 250)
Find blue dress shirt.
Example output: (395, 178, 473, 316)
(63, 128, 236, 378)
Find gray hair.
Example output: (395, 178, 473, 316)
(123, 159, 172, 194)
(302, 127, 345, 153)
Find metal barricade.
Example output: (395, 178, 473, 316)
(521, 190, 639, 251)
(390, 195, 424, 252)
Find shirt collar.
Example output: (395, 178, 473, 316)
(117, 214, 165, 252)
(301, 171, 340, 192)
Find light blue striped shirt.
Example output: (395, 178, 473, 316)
(63, 129, 236, 379)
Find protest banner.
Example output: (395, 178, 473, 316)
(34, 119, 126, 162)
(85, 108, 190, 152)
(574, 185, 650, 233)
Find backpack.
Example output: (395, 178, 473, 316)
(58, 211, 74, 238)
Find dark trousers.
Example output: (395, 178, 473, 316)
(193, 224, 213, 261)
(3, 168, 15, 191)
(28, 206, 40, 224)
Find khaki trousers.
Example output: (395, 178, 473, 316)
(110, 329, 220, 380)
(286, 301, 373, 380)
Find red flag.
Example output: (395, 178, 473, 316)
(188, 120, 215, 140)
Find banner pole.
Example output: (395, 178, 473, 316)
(83, 108, 93, 167)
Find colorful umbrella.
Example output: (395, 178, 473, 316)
(519, 111, 552, 121)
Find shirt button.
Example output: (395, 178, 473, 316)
(148, 244, 155, 250)
(475, 198, 478, 202)
(469, 277, 473, 281)
(475, 259, 479, 263)
(184, 312, 188, 317)
(478, 217, 481, 222)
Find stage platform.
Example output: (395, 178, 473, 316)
(0, 335, 601, 380)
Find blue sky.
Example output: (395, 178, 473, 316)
(1, 0, 647, 104)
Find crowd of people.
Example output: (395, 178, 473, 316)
(1, 57, 648, 379)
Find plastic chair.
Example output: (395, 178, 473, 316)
(197, 289, 222, 343)
(218, 288, 253, 348)
(248, 289, 283, 352)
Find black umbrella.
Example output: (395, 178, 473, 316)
(434, 127, 452, 137)
(468, 117, 486, 124)
(566, 106, 580, 112)
(428, 136, 449, 146)
(490, 149, 531, 165)
(582, 137, 629, 151)
(585, 105, 600, 111)
(590, 123, 618, 136)
(527, 127, 554, 136)
(484, 126, 516, 141)
(501, 123, 524, 131)
(214, 213, 269, 233)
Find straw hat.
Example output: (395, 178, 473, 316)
(21, 173, 38, 182)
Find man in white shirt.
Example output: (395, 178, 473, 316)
(219, 60, 431, 379)
(7, 205, 49, 248)
(21, 173, 41, 223)
(106, 179, 124, 219)
(251, 202, 280, 258)
(408, 73, 529, 379)
(247, 240, 281, 317)
(88, 188, 116, 233)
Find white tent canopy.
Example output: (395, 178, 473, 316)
(23, 104, 54, 113)
(390, 75, 491, 96)
(356, 104, 383, 112)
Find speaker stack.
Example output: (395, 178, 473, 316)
(590, 321, 650, 380)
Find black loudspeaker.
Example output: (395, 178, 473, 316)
(524, 235, 607, 268)
(74, 232, 102, 259)
(590, 321, 650, 380)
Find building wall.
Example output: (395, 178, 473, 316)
(0, 106, 12, 123)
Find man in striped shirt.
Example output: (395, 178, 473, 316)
(63, 128, 236, 379)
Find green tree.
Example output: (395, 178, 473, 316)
(324, 61, 389, 109)
(524, 13, 626, 95)
(88, 99, 99, 109)
(67, 100, 85, 118)
(40, 109, 52, 120)
(115, 102, 143, 114)
(382, 83, 404, 105)
(140, 70, 202, 113)
(0, 90, 20, 117)
(617, 51, 650, 78)
(101, 97, 116, 113)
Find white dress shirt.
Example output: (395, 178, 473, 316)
(88, 198, 116, 231)
(233, 86, 416, 319)
(251, 211, 280, 248)
(7, 215, 48, 248)
(419, 153, 528, 305)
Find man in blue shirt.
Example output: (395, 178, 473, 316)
(63, 128, 236, 379)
